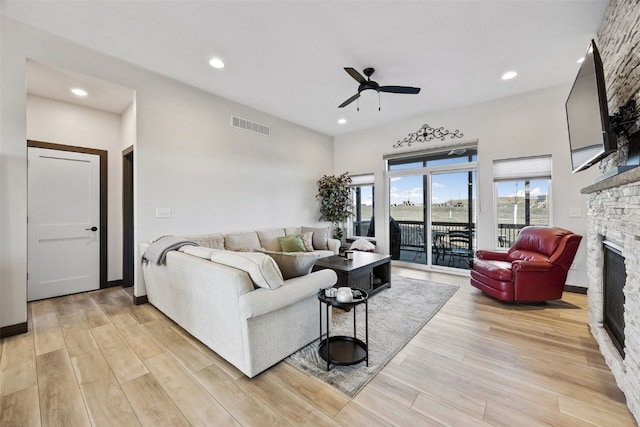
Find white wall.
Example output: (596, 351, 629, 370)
(335, 85, 600, 287)
(1, 17, 334, 329)
(26, 95, 125, 282)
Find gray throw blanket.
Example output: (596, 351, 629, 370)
(142, 235, 199, 265)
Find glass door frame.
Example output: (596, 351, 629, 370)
(384, 160, 478, 271)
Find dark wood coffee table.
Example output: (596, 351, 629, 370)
(312, 251, 391, 296)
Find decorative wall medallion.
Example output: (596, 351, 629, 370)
(393, 123, 464, 148)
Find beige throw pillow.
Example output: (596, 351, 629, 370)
(300, 231, 314, 252)
(301, 226, 329, 250)
(262, 250, 322, 279)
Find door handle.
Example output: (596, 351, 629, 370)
(86, 226, 98, 231)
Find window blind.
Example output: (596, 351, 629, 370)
(350, 173, 375, 186)
(493, 155, 552, 181)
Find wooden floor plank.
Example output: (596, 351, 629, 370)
(194, 364, 287, 427)
(0, 332, 37, 397)
(265, 362, 349, 418)
(36, 347, 91, 426)
(0, 268, 636, 427)
(335, 400, 395, 427)
(109, 313, 164, 361)
(90, 323, 149, 384)
(411, 392, 494, 427)
(71, 349, 140, 427)
(352, 387, 445, 426)
(558, 394, 637, 427)
(120, 373, 191, 427)
(239, 369, 339, 426)
(144, 352, 239, 426)
(0, 385, 41, 427)
(142, 320, 215, 374)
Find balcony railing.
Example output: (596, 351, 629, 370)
(352, 220, 527, 251)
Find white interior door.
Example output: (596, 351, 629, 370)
(28, 147, 101, 301)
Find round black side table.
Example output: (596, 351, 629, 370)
(317, 288, 368, 371)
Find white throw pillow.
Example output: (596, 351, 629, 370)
(349, 238, 375, 251)
(210, 250, 284, 289)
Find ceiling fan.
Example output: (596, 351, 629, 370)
(338, 67, 421, 110)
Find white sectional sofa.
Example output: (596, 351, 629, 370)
(141, 226, 340, 377)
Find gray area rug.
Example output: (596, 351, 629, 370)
(285, 276, 458, 398)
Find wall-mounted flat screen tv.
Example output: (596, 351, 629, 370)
(566, 39, 617, 173)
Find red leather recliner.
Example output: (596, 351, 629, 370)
(470, 226, 582, 303)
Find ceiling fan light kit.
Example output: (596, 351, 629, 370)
(339, 67, 420, 111)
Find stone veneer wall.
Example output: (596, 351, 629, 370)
(596, 0, 640, 172)
(584, 169, 640, 422)
(585, 1, 640, 423)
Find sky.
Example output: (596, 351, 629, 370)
(378, 175, 548, 206)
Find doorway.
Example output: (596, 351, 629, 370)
(122, 146, 134, 287)
(27, 140, 107, 301)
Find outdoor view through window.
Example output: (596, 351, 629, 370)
(387, 148, 477, 270)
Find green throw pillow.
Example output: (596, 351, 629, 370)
(278, 234, 306, 252)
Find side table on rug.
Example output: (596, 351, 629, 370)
(317, 288, 369, 371)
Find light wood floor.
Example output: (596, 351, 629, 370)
(1, 267, 637, 426)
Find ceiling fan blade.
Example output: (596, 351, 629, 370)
(344, 67, 367, 84)
(338, 93, 360, 108)
(379, 86, 421, 94)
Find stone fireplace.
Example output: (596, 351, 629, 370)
(582, 167, 640, 422)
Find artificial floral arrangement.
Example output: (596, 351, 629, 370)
(316, 172, 353, 240)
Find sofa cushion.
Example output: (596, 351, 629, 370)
(179, 245, 217, 259)
(210, 249, 284, 289)
(257, 228, 286, 252)
(183, 233, 225, 250)
(472, 258, 513, 282)
(285, 227, 301, 236)
(261, 250, 322, 279)
(278, 235, 306, 252)
(300, 231, 314, 252)
(225, 231, 262, 251)
(302, 226, 329, 250)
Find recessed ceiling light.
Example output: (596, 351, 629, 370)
(577, 57, 585, 64)
(71, 88, 88, 97)
(338, 118, 347, 124)
(209, 57, 225, 69)
(501, 71, 518, 80)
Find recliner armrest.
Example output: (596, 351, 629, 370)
(512, 260, 553, 272)
(475, 250, 509, 261)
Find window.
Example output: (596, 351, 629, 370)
(350, 174, 374, 237)
(493, 156, 552, 248)
(385, 145, 477, 269)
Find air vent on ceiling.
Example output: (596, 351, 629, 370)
(231, 115, 270, 136)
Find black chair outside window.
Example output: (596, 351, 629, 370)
(447, 230, 473, 267)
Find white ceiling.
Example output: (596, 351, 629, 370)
(2, 0, 609, 136)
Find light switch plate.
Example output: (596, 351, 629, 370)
(569, 208, 582, 218)
(156, 208, 171, 218)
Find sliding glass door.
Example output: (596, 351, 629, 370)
(387, 147, 477, 270)
(430, 170, 476, 269)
